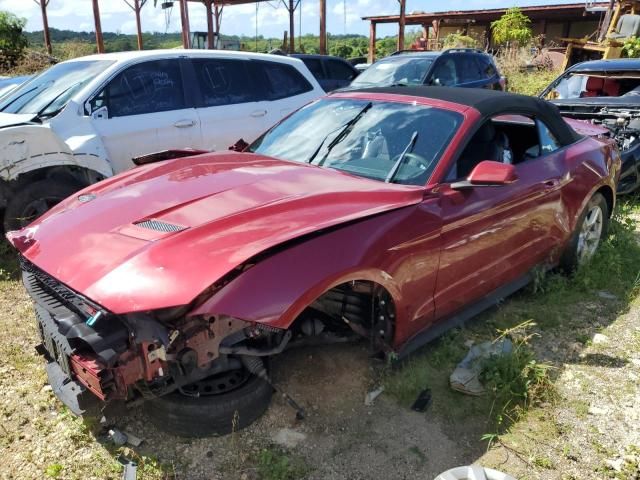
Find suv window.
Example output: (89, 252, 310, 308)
(453, 55, 483, 83)
(326, 59, 356, 81)
(430, 58, 458, 86)
(93, 59, 185, 118)
(257, 62, 313, 100)
(477, 56, 498, 79)
(191, 58, 256, 107)
(302, 58, 325, 79)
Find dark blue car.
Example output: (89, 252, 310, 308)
(347, 48, 505, 91)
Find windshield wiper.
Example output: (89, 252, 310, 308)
(385, 131, 419, 183)
(307, 102, 373, 165)
(316, 102, 373, 167)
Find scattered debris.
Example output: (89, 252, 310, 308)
(598, 291, 618, 300)
(606, 457, 624, 472)
(364, 386, 385, 406)
(272, 428, 307, 448)
(588, 405, 607, 415)
(108, 428, 128, 446)
(593, 333, 609, 345)
(123, 430, 144, 447)
(411, 388, 432, 412)
(450, 340, 513, 396)
(117, 455, 138, 480)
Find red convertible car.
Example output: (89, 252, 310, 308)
(7, 87, 620, 437)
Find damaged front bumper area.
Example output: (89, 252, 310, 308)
(21, 257, 272, 415)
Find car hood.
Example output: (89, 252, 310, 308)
(8, 152, 424, 314)
(0, 112, 37, 128)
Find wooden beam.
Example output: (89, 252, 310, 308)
(289, 0, 295, 53)
(34, 0, 52, 55)
(368, 21, 376, 63)
(134, 0, 144, 49)
(92, 0, 105, 53)
(319, 0, 326, 55)
(398, 0, 406, 51)
(179, 0, 191, 48)
(205, 0, 214, 49)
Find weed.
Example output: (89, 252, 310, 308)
(45, 464, 63, 478)
(532, 455, 554, 469)
(256, 447, 310, 480)
(408, 445, 428, 465)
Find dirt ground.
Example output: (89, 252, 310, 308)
(1, 220, 640, 479)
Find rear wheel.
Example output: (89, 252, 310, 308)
(4, 179, 83, 231)
(145, 368, 272, 438)
(560, 192, 609, 272)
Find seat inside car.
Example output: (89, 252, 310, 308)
(457, 122, 512, 178)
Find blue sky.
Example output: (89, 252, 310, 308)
(1, 0, 582, 38)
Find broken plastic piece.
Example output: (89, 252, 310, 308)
(450, 339, 512, 396)
(108, 428, 128, 446)
(118, 455, 138, 480)
(411, 388, 432, 412)
(364, 386, 385, 406)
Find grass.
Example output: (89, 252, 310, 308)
(255, 447, 310, 480)
(385, 199, 640, 444)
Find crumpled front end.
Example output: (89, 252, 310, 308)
(21, 256, 271, 414)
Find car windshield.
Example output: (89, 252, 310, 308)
(0, 60, 113, 117)
(249, 98, 462, 186)
(350, 57, 434, 87)
(545, 71, 640, 99)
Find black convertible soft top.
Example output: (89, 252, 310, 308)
(350, 86, 582, 146)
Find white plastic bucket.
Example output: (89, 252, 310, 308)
(435, 465, 517, 480)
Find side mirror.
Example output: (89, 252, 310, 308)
(451, 161, 518, 190)
(229, 138, 249, 152)
(91, 106, 108, 120)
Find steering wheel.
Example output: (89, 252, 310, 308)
(390, 152, 432, 172)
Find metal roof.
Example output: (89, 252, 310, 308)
(362, 2, 609, 23)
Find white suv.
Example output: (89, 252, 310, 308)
(0, 50, 324, 230)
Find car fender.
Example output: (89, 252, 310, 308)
(0, 104, 113, 181)
(191, 209, 419, 343)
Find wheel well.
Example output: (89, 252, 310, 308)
(10, 166, 105, 190)
(595, 185, 614, 217)
(290, 280, 396, 352)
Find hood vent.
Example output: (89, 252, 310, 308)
(134, 219, 186, 233)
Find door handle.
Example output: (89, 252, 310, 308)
(250, 110, 267, 118)
(174, 119, 196, 128)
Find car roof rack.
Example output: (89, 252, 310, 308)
(442, 48, 486, 54)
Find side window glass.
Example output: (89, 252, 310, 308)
(454, 55, 482, 83)
(326, 60, 356, 81)
(430, 58, 458, 86)
(192, 59, 255, 107)
(481, 57, 498, 79)
(303, 59, 325, 79)
(104, 60, 185, 117)
(537, 120, 561, 155)
(260, 62, 313, 100)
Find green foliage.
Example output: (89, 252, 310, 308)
(0, 11, 28, 68)
(256, 448, 309, 480)
(329, 43, 353, 58)
(505, 68, 561, 96)
(443, 33, 479, 49)
(491, 7, 533, 46)
(45, 464, 63, 478)
(622, 36, 640, 58)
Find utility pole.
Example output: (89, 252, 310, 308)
(319, 0, 326, 54)
(398, 0, 406, 51)
(179, 0, 191, 48)
(33, 0, 52, 55)
(124, 0, 148, 50)
(281, 0, 299, 54)
(92, 0, 105, 53)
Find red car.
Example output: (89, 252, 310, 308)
(8, 87, 620, 437)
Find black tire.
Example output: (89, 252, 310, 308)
(4, 179, 83, 231)
(560, 192, 609, 272)
(145, 373, 273, 438)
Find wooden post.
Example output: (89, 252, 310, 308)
(179, 0, 191, 48)
(319, 0, 327, 55)
(205, 0, 214, 49)
(398, 0, 406, 51)
(289, 0, 295, 53)
(35, 1, 52, 55)
(368, 21, 376, 63)
(92, 0, 105, 53)
(134, 0, 144, 50)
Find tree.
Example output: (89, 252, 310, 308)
(444, 33, 479, 49)
(491, 7, 532, 46)
(0, 11, 28, 68)
(330, 43, 353, 59)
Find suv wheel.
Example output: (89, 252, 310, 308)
(4, 179, 82, 231)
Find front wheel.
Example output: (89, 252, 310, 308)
(560, 192, 609, 272)
(4, 179, 83, 231)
